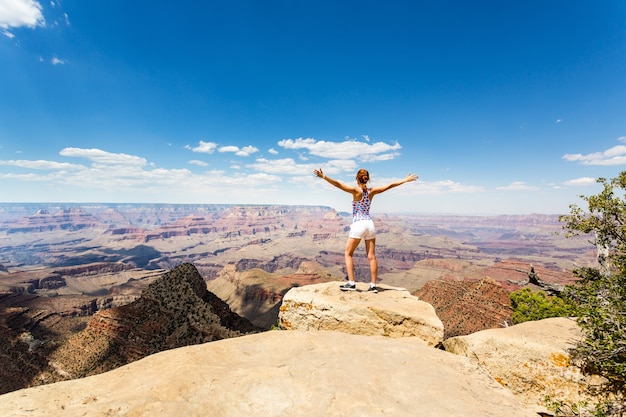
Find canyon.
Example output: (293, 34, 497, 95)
(0, 203, 597, 394)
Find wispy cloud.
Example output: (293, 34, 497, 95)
(187, 142, 260, 157)
(496, 181, 539, 191)
(415, 180, 485, 194)
(0, 159, 82, 170)
(59, 148, 147, 167)
(188, 160, 208, 167)
(0, 0, 45, 29)
(563, 177, 597, 186)
(51, 56, 67, 65)
(563, 138, 626, 165)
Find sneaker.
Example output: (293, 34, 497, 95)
(339, 282, 356, 291)
(367, 286, 378, 293)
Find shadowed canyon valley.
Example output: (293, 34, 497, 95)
(0, 203, 598, 395)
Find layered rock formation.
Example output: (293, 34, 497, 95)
(416, 276, 513, 338)
(0, 204, 594, 283)
(0, 207, 101, 234)
(279, 282, 444, 346)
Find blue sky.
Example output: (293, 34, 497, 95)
(1, 1, 625, 215)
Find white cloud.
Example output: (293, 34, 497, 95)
(239, 145, 259, 156)
(563, 139, 626, 165)
(268, 148, 278, 155)
(187, 141, 217, 154)
(188, 160, 208, 167)
(361, 152, 397, 162)
(0, 159, 82, 170)
(0, 172, 46, 181)
(496, 181, 539, 191)
(563, 177, 597, 186)
(218, 145, 238, 153)
(249, 157, 358, 179)
(0, 0, 45, 29)
(250, 157, 310, 175)
(218, 145, 259, 157)
(51, 56, 66, 65)
(2, 29, 14, 37)
(59, 147, 147, 166)
(278, 137, 401, 162)
(325, 159, 358, 173)
(0, 147, 290, 203)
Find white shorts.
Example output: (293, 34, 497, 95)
(349, 219, 376, 240)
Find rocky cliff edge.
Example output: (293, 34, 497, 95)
(1, 330, 536, 417)
(0, 281, 601, 416)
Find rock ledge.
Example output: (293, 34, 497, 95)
(279, 282, 444, 346)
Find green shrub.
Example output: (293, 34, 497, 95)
(510, 287, 574, 324)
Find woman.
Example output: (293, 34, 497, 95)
(314, 168, 418, 292)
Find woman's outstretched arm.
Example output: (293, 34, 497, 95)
(370, 173, 418, 198)
(314, 168, 357, 194)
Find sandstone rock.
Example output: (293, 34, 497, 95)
(279, 282, 444, 346)
(0, 330, 536, 417)
(443, 317, 605, 413)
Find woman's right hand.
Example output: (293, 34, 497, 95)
(405, 173, 419, 183)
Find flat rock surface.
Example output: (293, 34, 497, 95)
(443, 317, 603, 411)
(0, 330, 535, 417)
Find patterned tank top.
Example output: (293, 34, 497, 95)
(352, 188, 372, 222)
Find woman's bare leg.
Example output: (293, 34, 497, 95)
(364, 238, 377, 284)
(344, 237, 361, 282)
